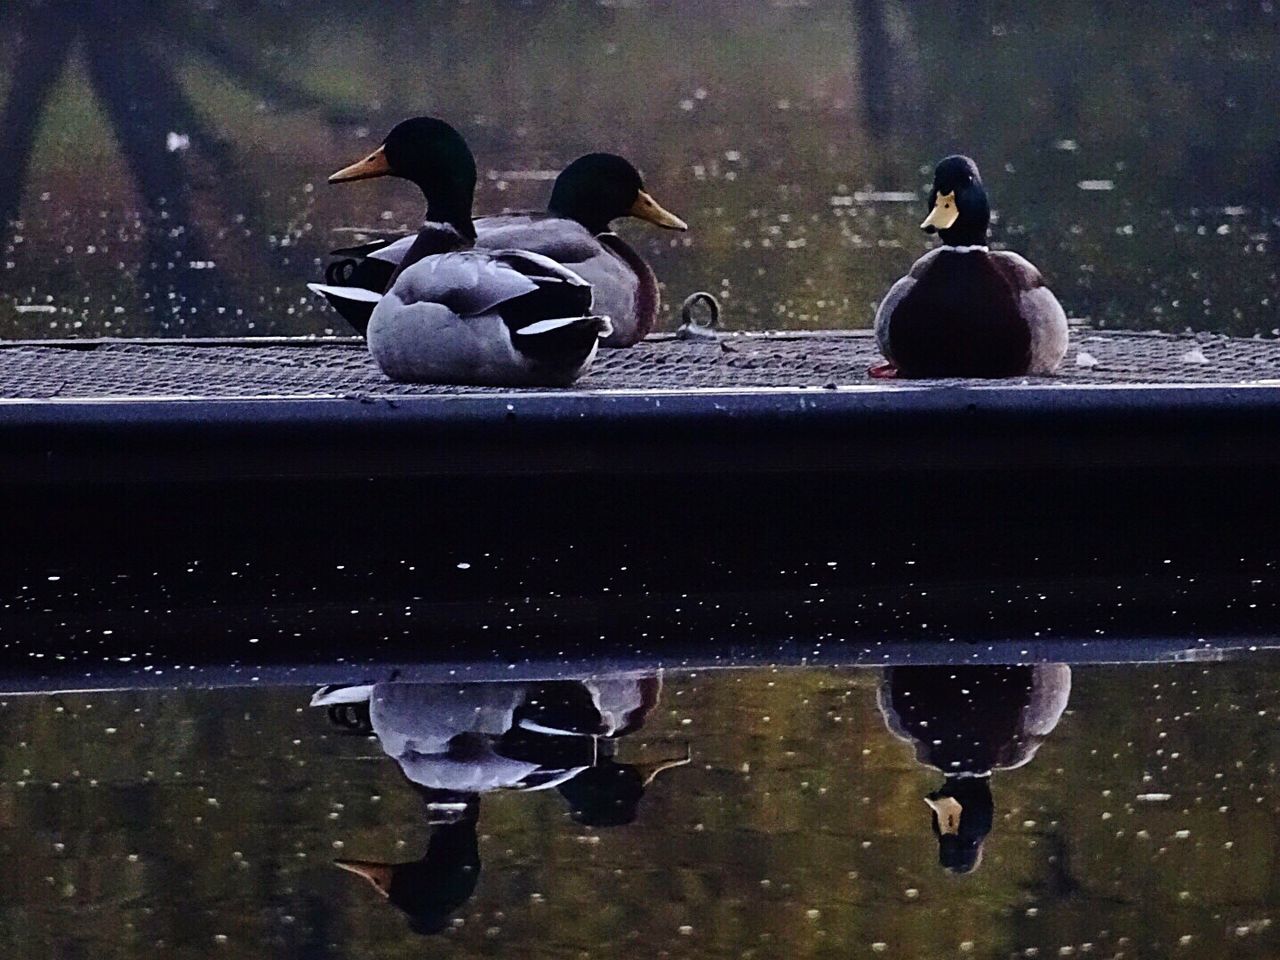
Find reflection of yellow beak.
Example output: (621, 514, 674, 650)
(925, 795, 963, 835)
(630, 191, 688, 230)
(329, 145, 393, 184)
(334, 859, 394, 897)
(637, 744, 693, 786)
(921, 190, 959, 231)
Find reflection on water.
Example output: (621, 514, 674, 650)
(315, 674, 685, 933)
(879, 665, 1071, 874)
(3, 658, 1280, 957)
(1, 0, 1277, 338)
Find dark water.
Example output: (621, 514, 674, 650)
(3, 658, 1280, 958)
(1, 0, 1277, 339)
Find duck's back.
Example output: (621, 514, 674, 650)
(476, 214, 646, 346)
(890, 251, 1030, 378)
(474, 213, 603, 264)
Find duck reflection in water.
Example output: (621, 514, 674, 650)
(313, 673, 689, 933)
(877, 664, 1071, 874)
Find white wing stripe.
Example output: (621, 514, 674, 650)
(516, 317, 588, 336)
(306, 282, 383, 303)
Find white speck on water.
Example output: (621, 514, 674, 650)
(1137, 793, 1172, 802)
(1054, 139, 1079, 152)
(853, 190, 918, 203)
(15, 304, 57, 314)
(1174, 829, 1191, 839)
(456, 562, 471, 570)
(1078, 180, 1115, 191)
(166, 132, 191, 153)
(1076, 351, 1098, 368)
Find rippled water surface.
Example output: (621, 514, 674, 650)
(3, 657, 1280, 958)
(1, 0, 1277, 339)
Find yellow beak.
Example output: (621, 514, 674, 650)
(334, 859, 394, 896)
(925, 795, 963, 835)
(921, 190, 959, 231)
(630, 191, 688, 230)
(329, 145, 393, 184)
(636, 745, 693, 786)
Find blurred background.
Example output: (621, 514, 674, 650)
(0, 0, 1276, 339)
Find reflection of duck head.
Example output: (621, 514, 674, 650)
(925, 776, 995, 874)
(878, 664, 1071, 874)
(557, 748, 691, 827)
(335, 795, 480, 936)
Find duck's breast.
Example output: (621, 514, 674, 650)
(592, 233, 655, 347)
(889, 251, 1031, 377)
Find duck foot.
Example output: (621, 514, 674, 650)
(868, 361, 900, 379)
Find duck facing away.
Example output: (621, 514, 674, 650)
(308, 118, 611, 387)
(871, 156, 1068, 379)
(325, 151, 687, 347)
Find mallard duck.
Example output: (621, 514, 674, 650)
(307, 117, 612, 387)
(322, 150, 686, 346)
(878, 664, 1071, 873)
(871, 155, 1069, 379)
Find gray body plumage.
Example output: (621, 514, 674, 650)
(356, 215, 647, 348)
(313, 677, 655, 793)
(364, 248, 611, 387)
(475, 215, 644, 346)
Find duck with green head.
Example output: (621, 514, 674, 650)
(871, 156, 1069, 378)
(321, 131, 687, 347)
(308, 118, 613, 386)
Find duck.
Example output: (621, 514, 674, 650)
(877, 663, 1071, 873)
(312, 673, 688, 821)
(320, 673, 687, 933)
(307, 117, 612, 387)
(322, 149, 687, 346)
(871, 155, 1069, 379)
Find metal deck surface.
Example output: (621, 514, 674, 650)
(0, 328, 1277, 488)
(0, 328, 1278, 399)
